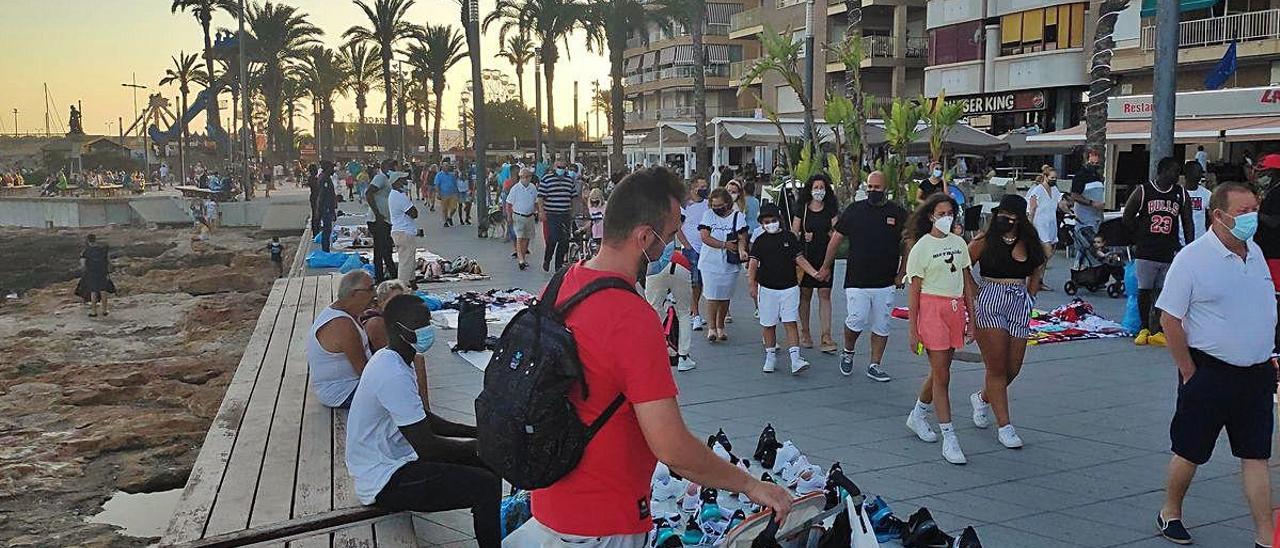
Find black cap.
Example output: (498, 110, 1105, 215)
(758, 203, 781, 222)
(994, 194, 1027, 214)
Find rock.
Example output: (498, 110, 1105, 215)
(104, 372, 147, 388)
(177, 272, 262, 295)
(3, 382, 63, 405)
(178, 371, 219, 385)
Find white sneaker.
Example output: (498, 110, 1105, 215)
(789, 355, 810, 375)
(906, 407, 939, 443)
(998, 425, 1024, 449)
(763, 352, 777, 373)
(941, 433, 967, 465)
(970, 392, 993, 429)
(677, 356, 697, 372)
(691, 315, 706, 331)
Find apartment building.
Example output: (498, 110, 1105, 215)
(923, 0, 1092, 135)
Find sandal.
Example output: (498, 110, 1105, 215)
(820, 338, 838, 354)
(799, 336, 814, 349)
(707, 332, 719, 343)
(717, 332, 728, 342)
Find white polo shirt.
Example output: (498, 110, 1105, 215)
(387, 188, 418, 235)
(506, 181, 538, 216)
(346, 348, 427, 504)
(1156, 228, 1277, 366)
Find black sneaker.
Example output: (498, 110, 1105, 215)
(713, 428, 733, 451)
(903, 508, 953, 548)
(839, 351, 855, 376)
(953, 526, 981, 548)
(1157, 514, 1192, 545)
(867, 363, 891, 382)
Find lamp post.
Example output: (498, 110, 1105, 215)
(122, 76, 148, 174)
(1149, 0, 1178, 177)
(238, 0, 252, 200)
(802, 0, 816, 147)
(11, 108, 16, 135)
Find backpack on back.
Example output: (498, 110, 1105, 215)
(475, 268, 635, 489)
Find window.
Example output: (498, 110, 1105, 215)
(929, 20, 983, 65)
(1000, 3, 1085, 56)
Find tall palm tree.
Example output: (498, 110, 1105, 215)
(160, 51, 208, 184)
(170, 0, 236, 147)
(589, 0, 660, 173)
(1086, 0, 1132, 167)
(339, 42, 383, 153)
(655, 0, 709, 174)
(496, 34, 537, 106)
(486, 0, 590, 154)
(280, 68, 308, 158)
(246, 1, 322, 157)
(343, 0, 419, 157)
(404, 24, 468, 161)
(302, 46, 352, 160)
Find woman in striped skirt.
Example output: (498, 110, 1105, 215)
(967, 194, 1047, 450)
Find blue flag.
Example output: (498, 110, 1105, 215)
(1204, 41, 1238, 90)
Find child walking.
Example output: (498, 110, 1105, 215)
(748, 204, 822, 374)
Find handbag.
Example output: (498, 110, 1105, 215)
(726, 212, 745, 265)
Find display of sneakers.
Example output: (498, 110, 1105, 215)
(680, 514, 704, 546)
(680, 482, 702, 513)
(650, 471, 686, 502)
(778, 455, 814, 486)
(763, 351, 777, 373)
(794, 463, 828, 495)
(867, 363, 891, 382)
(863, 496, 906, 543)
(692, 315, 707, 331)
(712, 428, 733, 451)
(941, 433, 967, 465)
(907, 406, 939, 443)
(753, 424, 782, 469)
(969, 392, 993, 429)
(677, 355, 697, 372)
(771, 441, 802, 474)
(902, 508, 955, 548)
(953, 526, 982, 547)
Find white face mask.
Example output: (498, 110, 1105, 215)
(933, 215, 955, 234)
(812, 189, 826, 201)
(729, 192, 740, 200)
(763, 221, 781, 233)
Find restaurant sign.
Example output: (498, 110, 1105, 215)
(1109, 86, 1280, 119)
(950, 91, 1047, 116)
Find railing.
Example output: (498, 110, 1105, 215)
(624, 106, 738, 123)
(626, 36, 646, 49)
(860, 35, 929, 59)
(623, 64, 733, 88)
(729, 7, 763, 33)
(730, 59, 754, 81)
(1141, 9, 1280, 50)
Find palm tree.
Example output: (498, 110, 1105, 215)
(245, 1, 322, 157)
(159, 51, 208, 184)
(404, 77, 431, 140)
(170, 0, 236, 147)
(280, 68, 308, 158)
(496, 34, 537, 106)
(404, 24, 468, 161)
(921, 91, 965, 164)
(588, 0, 660, 173)
(344, 0, 419, 157)
(301, 46, 352, 160)
(1086, 0, 1132, 166)
(339, 42, 383, 153)
(486, 0, 590, 154)
(655, 0, 709, 174)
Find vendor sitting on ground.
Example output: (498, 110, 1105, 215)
(306, 270, 374, 408)
(346, 294, 501, 547)
(361, 279, 431, 407)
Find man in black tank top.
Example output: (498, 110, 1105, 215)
(1123, 157, 1196, 346)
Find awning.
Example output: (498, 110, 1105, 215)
(659, 47, 676, 65)
(641, 52, 656, 69)
(706, 3, 741, 25)
(707, 44, 731, 64)
(1141, 0, 1218, 17)
(636, 122, 702, 145)
(905, 123, 1010, 155)
(1027, 115, 1280, 144)
(998, 131, 1077, 156)
(625, 56, 641, 72)
(673, 45, 695, 65)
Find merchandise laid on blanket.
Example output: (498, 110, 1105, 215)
(424, 288, 534, 333)
(891, 297, 1129, 346)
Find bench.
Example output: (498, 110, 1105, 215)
(0, 184, 34, 196)
(88, 184, 125, 197)
(176, 185, 221, 200)
(162, 274, 418, 547)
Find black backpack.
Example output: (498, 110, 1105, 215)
(475, 268, 635, 489)
(454, 296, 488, 352)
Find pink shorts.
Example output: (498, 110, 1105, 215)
(917, 293, 966, 351)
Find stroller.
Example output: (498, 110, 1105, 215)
(1064, 222, 1127, 298)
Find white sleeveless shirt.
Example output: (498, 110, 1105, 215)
(307, 306, 371, 407)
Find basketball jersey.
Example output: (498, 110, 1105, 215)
(1133, 180, 1186, 263)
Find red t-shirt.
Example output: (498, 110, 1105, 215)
(530, 264, 679, 536)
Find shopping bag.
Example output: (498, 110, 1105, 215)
(338, 253, 364, 273)
(1121, 261, 1140, 333)
(499, 489, 530, 539)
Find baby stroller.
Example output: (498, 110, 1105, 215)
(1065, 223, 1127, 298)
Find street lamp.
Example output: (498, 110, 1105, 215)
(122, 76, 148, 174)
(10, 109, 16, 135)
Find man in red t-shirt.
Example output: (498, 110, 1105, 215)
(509, 167, 793, 546)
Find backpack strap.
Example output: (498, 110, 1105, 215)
(538, 266, 572, 312)
(585, 394, 627, 439)
(554, 276, 637, 317)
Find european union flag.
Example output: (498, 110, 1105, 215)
(1204, 41, 1238, 90)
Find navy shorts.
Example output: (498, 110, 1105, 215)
(685, 247, 703, 287)
(1170, 348, 1276, 464)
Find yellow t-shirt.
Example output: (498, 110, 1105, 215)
(905, 233, 971, 298)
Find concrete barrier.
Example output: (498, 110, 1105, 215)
(0, 194, 311, 230)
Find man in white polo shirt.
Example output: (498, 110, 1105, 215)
(1154, 182, 1277, 547)
(506, 167, 538, 270)
(387, 174, 419, 286)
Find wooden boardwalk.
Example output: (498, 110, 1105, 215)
(162, 274, 418, 547)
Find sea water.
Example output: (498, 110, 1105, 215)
(86, 488, 183, 539)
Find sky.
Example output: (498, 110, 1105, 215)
(0, 0, 611, 138)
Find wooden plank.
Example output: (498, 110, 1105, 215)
(163, 277, 293, 544)
(330, 273, 376, 548)
(331, 525, 377, 548)
(372, 514, 417, 547)
(166, 507, 393, 548)
(204, 276, 307, 536)
(251, 276, 321, 527)
(290, 276, 337, 548)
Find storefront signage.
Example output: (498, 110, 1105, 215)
(1110, 86, 1280, 119)
(950, 91, 1046, 116)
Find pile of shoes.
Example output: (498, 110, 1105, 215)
(647, 423, 983, 547)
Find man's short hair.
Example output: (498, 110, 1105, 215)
(1157, 157, 1182, 181)
(603, 167, 685, 244)
(336, 269, 373, 299)
(384, 294, 430, 329)
(1209, 182, 1255, 214)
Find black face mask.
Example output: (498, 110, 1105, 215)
(993, 216, 1015, 234)
(867, 190, 886, 205)
(697, 187, 709, 200)
(713, 206, 731, 216)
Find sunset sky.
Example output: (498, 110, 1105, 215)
(0, 0, 611, 138)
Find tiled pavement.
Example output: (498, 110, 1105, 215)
(332, 201, 1276, 547)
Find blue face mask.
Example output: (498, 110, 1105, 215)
(398, 323, 437, 353)
(1229, 211, 1259, 241)
(556, 168, 566, 176)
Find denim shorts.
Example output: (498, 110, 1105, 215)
(684, 247, 703, 286)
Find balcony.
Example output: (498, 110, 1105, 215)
(729, 7, 763, 38)
(623, 64, 735, 91)
(624, 106, 738, 123)
(1141, 9, 1280, 51)
(862, 35, 928, 59)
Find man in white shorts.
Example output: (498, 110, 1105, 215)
(819, 171, 908, 381)
(506, 168, 538, 270)
(748, 203, 821, 374)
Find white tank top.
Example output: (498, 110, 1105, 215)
(307, 307, 371, 407)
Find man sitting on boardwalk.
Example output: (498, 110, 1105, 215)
(346, 294, 501, 547)
(306, 270, 374, 408)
